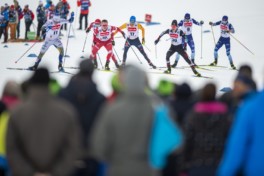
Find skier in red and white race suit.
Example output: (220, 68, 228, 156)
(90, 19, 125, 70)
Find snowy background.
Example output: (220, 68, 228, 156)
(0, 0, 264, 95)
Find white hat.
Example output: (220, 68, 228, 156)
(39, 0, 44, 5)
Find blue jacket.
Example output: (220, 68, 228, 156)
(218, 91, 264, 176)
(0, 12, 8, 27)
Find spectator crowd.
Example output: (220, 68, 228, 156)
(0, 56, 263, 176)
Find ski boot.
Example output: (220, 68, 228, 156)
(164, 69, 171, 74)
(171, 61, 178, 68)
(58, 63, 64, 72)
(105, 61, 110, 71)
(115, 62, 120, 69)
(164, 64, 171, 74)
(149, 62, 157, 69)
(28, 63, 38, 71)
(230, 62, 236, 70)
(121, 62, 126, 68)
(191, 66, 201, 77)
(209, 60, 217, 66)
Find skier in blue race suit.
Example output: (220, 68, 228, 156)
(209, 15, 236, 69)
(172, 13, 203, 67)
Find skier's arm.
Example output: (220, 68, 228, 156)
(209, 21, 221, 26)
(228, 24, 235, 33)
(154, 29, 169, 45)
(112, 26, 125, 38)
(138, 23, 145, 39)
(192, 18, 202, 26)
(113, 23, 126, 36)
(178, 20, 183, 27)
(86, 22, 94, 33)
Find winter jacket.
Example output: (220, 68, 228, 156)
(0, 14, 8, 27)
(58, 2, 70, 19)
(218, 91, 264, 176)
(77, 0, 91, 15)
(6, 86, 81, 176)
(182, 101, 231, 175)
(59, 75, 105, 151)
(90, 66, 182, 176)
(36, 5, 46, 22)
(8, 10, 18, 24)
(15, 5, 23, 20)
(23, 9, 34, 22)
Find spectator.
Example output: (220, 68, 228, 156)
(107, 73, 122, 102)
(77, 0, 91, 30)
(56, 0, 70, 31)
(6, 68, 81, 176)
(170, 82, 194, 126)
(181, 83, 231, 176)
(155, 79, 175, 101)
(0, 6, 9, 43)
(220, 64, 257, 116)
(22, 4, 34, 40)
(0, 80, 21, 176)
(36, 0, 46, 40)
(218, 89, 264, 176)
(59, 59, 105, 176)
(8, 5, 18, 41)
(14, 0, 23, 39)
(90, 65, 182, 176)
(45, 3, 55, 20)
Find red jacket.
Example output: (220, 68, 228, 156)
(22, 9, 35, 21)
(77, 0, 91, 15)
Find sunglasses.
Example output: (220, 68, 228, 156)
(102, 24, 108, 27)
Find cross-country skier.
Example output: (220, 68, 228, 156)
(154, 19, 201, 76)
(115, 15, 156, 68)
(172, 13, 203, 67)
(28, 12, 74, 71)
(86, 18, 101, 68)
(91, 19, 125, 70)
(209, 15, 236, 69)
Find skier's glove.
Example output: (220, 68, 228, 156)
(200, 20, 204, 25)
(112, 40, 115, 46)
(209, 21, 213, 25)
(154, 38, 160, 45)
(142, 37, 145, 45)
(86, 29, 90, 33)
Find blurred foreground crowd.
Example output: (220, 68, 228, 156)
(0, 59, 263, 176)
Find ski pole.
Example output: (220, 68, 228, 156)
(211, 25, 216, 45)
(126, 40, 142, 64)
(201, 25, 203, 59)
(143, 44, 151, 52)
(155, 45, 157, 59)
(32, 22, 37, 33)
(15, 42, 38, 63)
(97, 52, 103, 69)
(63, 23, 72, 66)
(82, 33, 88, 52)
(113, 47, 121, 62)
(229, 33, 254, 55)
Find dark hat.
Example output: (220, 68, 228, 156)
(235, 74, 255, 88)
(29, 68, 50, 85)
(79, 59, 94, 76)
(171, 19, 177, 26)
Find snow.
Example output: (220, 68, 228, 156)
(1, 0, 264, 96)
